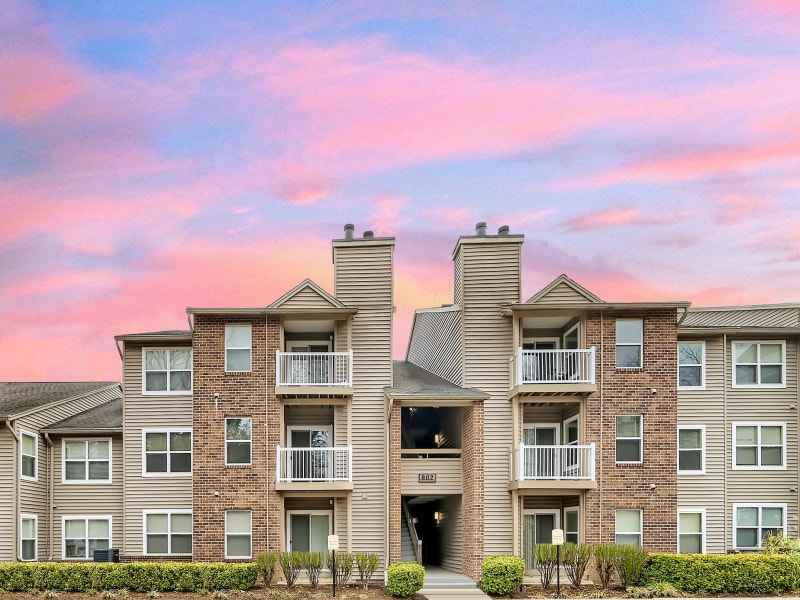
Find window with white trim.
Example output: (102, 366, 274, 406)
(225, 510, 252, 558)
(678, 426, 705, 474)
(615, 509, 642, 547)
(143, 348, 192, 393)
(226, 418, 252, 465)
(144, 511, 192, 555)
(616, 319, 642, 368)
(678, 342, 704, 388)
(616, 415, 642, 463)
(21, 514, 37, 561)
(733, 342, 785, 388)
(63, 439, 111, 483)
(565, 508, 579, 544)
(225, 325, 252, 372)
(143, 430, 192, 475)
(21, 430, 37, 481)
(734, 504, 786, 549)
(678, 510, 705, 553)
(733, 423, 785, 469)
(62, 516, 111, 559)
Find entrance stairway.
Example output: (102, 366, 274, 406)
(401, 516, 416, 562)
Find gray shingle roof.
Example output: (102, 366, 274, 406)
(682, 306, 799, 328)
(44, 397, 122, 431)
(115, 330, 191, 338)
(0, 382, 119, 418)
(388, 361, 487, 398)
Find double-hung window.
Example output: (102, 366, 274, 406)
(565, 508, 579, 544)
(678, 342, 705, 388)
(616, 415, 642, 463)
(62, 516, 111, 559)
(678, 510, 705, 553)
(21, 515, 37, 561)
(616, 319, 643, 368)
(143, 348, 192, 393)
(226, 418, 252, 465)
(734, 504, 785, 549)
(678, 426, 705, 474)
(733, 342, 785, 388)
(225, 325, 252, 372)
(225, 510, 252, 558)
(733, 423, 785, 469)
(21, 430, 37, 481)
(63, 439, 111, 483)
(144, 511, 192, 555)
(615, 509, 642, 547)
(143, 430, 192, 475)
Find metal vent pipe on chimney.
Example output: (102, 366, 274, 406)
(498, 225, 509, 236)
(475, 222, 487, 236)
(344, 224, 354, 240)
(363, 230, 374, 239)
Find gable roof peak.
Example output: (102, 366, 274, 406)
(526, 274, 604, 304)
(268, 278, 346, 309)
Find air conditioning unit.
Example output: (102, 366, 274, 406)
(93, 548, 120, 562)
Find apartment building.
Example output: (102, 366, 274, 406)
(2, 224, 798, 583)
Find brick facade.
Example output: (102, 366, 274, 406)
(388, 402, 401, 563)
(461, 401, 485, 579)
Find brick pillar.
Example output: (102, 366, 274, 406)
(388, 402, 402, 563)
(462, 401, 485, 579)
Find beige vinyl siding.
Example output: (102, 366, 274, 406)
(123, 344, 193, 555)
(333, 240, 394, 561)
(280, 287, 337, 309)
(52, 434, 124, 559)
(406, 308, 463, 385)
(439, 494, 462, 573)
(682, 308, 799, 328)
(533, 282, 593, 304)
(401, 458, 461, 494)
(0, 428, 13, 560)
(454, 252, 463, 306)
(459, 239, 522, 555)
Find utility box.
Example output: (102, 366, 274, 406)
(93, 548, 120, 562)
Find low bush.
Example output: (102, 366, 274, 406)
(279, 551, 303, 587)
(613, 545, 649, 588)
(302, 552, 324, 588)
(327, 552, 354, 587)
(481, 554, 525, 595)
(593, 543, 617, 588)
(355, 552, 380, 589)
(386, 562, 424, 598)
(535, 544, 557, 589)
(563, 542, 592, 588)
(257, 552, 277, 587)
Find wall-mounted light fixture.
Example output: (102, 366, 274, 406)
(434, 511, 444, 524)
(434, 433, 442, 446)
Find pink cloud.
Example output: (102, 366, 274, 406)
(563, 208, 641, 232)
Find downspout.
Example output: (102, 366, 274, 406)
(43, 432, 54, 560)
(265, 313, 270, 554)
(723, 334, 728, 550)
(385, 394, 391, 571)
(5, 419, 20, 561)
(599, 310, 605, 542)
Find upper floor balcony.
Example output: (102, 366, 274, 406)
(275, 350, 353, 398)
(509, 443, 596, 491)
(509, 348, 597, 397)
(275, 445, 353, 492)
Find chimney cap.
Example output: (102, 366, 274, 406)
(363, 230, 374, 239)
(344, 223, 355, 240)
(475, 222, 487, 236)
(498, 225, 510, 236)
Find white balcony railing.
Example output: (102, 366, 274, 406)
(276, 351, 353, 387)
(516, 444, 595, 481)
(276, 446, 352, 483)
(512, 348, 596, 386)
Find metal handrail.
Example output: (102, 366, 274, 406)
(402, 500, 422, 564)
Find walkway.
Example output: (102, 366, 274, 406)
(419, 565, 491, 600)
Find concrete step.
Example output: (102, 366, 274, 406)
(419, 588, 490, 599)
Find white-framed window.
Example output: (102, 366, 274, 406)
(678, 509, 705, 553)
(225, 325, 252, 372)
(615, 509, 642, 547)
(733, 422, 786, 469)
(225, 510, 252, 558)
(62, 516, 111, 559)
(678, 426, 705, 474)
(732, 341, 785, 388)
(564, 508, 579, 544)
(144, 511, 192, 555)
(21, 514, 37, 561)
(226, 418, 252, 465)
(678, 342, 705, 388)
(287, 511, 332, 553)
(143, 430, 192, 476)
(616, 319, 643, 368)
(143, 348, 192, 394)
(734, 504, 786, 549)
(63, 439, 112, 483)
(616, 415, 642, 463)
(21, 430, 37, 481)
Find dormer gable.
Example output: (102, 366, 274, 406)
(269, 278, 346, 310)
(526, 274, 604, 305)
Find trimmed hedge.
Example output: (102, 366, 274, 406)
(0, 562, 258, 592)
(640, 552, 800, 594)
(386, 562, 425, 597)
(481, 554, 524, 595)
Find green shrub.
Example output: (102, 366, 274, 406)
(593, 543, 616, 588)
(614, 545, 649, 588)
(481, 555, 525, 595)
(535, 544, 557, 589)
(563, 542, 592, 589)
(257, 552, 278, 587)
(279, 552, 303, 587)
(302, 552, 324, 588)
(647, 581, 679, 597)
(764, 533, 800, 554)
(626, 585, 652, 598)
(326, 552, 354, 587)
(386, 562, 424, 598)
(355, 552, 379, 589)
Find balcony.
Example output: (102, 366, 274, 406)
(509, 348, 596, 396)
(275, 350, 353, 398)
(276, 446, 353, 492)
(509, 443, 596, 491)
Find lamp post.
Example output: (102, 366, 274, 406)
(552, 528, 564, 597)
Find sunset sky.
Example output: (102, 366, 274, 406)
(2, 1, 800, 381)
